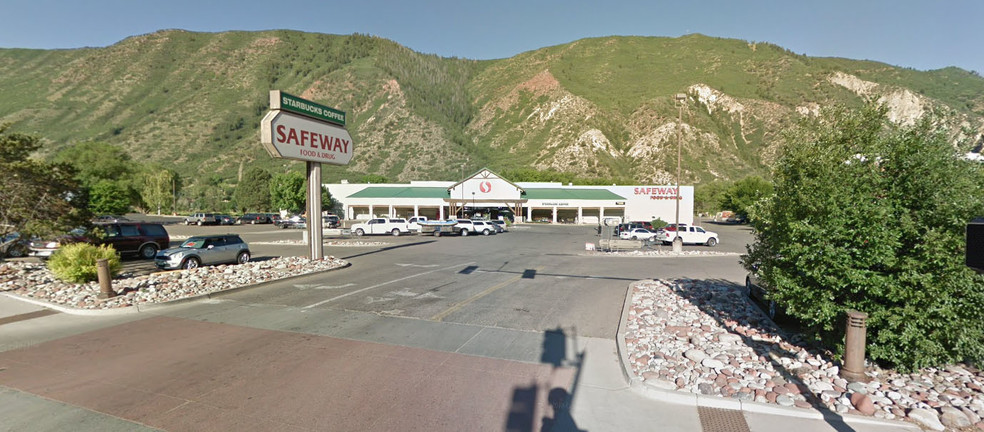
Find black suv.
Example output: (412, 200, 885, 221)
(31, 223, 170, 260)
(238, 213, 272, 224)
(96, 222, 170, 259)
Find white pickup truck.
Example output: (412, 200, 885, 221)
(351, 218, 410, 236)
(407, 216, 428, 232)
(655, 225, 719, 246)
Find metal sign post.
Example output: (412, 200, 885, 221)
(261, 90, 354, 260)
(307, 162, 323, 259)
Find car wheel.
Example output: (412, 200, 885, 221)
(197, 220, 203, 226)
(434, 231, 441, 237)
(355, 228, 365, 236)
(392, 229, 401, 236)
(461, 229, 468, 236)
(631, 236, 638, 240)
(7, 246, 26, 258)
(706, 238, 718, 247)
(181, 257, 200, 270)
(483, 229, 490, 236)
(139, 244, 158, 259)
(251, 220, 256, 225)
(237, 251, 250, 264)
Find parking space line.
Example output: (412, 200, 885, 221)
(430, 267, 541, 322)
(302, 261, 475, 309)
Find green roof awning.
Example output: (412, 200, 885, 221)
(348, 187, 450, 199)
(523, 188, 625, 200)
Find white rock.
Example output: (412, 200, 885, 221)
(701, 358, 725, 369)
(908, 408, 945, 431)
(940, 406, 972, 429)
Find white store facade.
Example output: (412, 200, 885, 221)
(326, 168, 694, 225)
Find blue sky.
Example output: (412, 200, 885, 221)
(2, 0, 981, 74)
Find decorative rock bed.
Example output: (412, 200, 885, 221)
(0, 257, 348, 310)
(625, 279, 984, 431)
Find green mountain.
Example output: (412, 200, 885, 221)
(1, 30, 982, 192)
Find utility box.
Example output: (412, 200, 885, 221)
(968, 218, 984, 273)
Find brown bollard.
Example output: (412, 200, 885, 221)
(96, 258, 114, 300)
(841, 309, 869, 382)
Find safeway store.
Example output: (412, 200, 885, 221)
(326, 168, 694, 225)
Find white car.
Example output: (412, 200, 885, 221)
(619, 228, 657, 241)
(471, 221, 496, 236)
(656, 225, 719, 246)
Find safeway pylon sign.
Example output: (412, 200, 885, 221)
(260, 110, 354, 165)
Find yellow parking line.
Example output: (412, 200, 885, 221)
(430, 267, 540, 322)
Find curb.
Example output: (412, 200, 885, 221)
(1, 262, 352, 316)
(614, 280, 919, 430)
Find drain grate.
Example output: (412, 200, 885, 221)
(698, 406, 751, 432)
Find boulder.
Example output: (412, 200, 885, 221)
(908, 408, 945, 431)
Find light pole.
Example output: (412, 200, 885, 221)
(673, 93, 686, 253)
(472, 192, 476, 217)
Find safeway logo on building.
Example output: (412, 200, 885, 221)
(479, 181, 492, 193)
(634, 187, 678, 196)
(260, 110, 354, 165)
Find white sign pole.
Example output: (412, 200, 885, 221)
(307, 162, 323, 260)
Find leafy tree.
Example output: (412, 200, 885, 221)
(0, 124, 89, 238)
(270, 172, 306, 214)
(694, 180, 731, 215)
(361, 174, 389, 184)
(743, 103, 984, 371)
(140, 167, 179, 215)
(720, 176, 773, 221)
(234, 167, 271, 212)
(53, 142, 141, 212)
(88, 180, 131, 214)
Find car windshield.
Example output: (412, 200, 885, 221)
(180, 238, 209, 249)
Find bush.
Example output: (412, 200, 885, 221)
(48, 243, 121, 283)
(651, 218, 668, 230)
(744, 103, 984, 371)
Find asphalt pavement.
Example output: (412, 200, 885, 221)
(0, 220, 918, 431)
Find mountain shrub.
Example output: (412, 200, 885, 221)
(48, 243, 121, 283)
(743, 103, 984, 371)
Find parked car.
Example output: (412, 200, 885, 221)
(489, 220, 507, 233)
(746, 268, 784, 320)
(323, 214, 340, 229)
(1, 232, 29, 258)
(655, 225, 718, 246)
(185, 213, 218, 226)
(155, 234, 251, 270)
(30, 223, 169, 260)
(238, 213, 272, 224)
(215, 214, 235, 225)
(92, 215, 130, 223)
(630, 221, 654, 231)
(277, 216, 307, 229)
(620, 228, 657, 241)
(351, 218, 410, 236)
(453, 219, 476, 236)
(407, 216, 429, 232)
(471, 220, 496, 236)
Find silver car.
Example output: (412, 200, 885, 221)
(155, 234, 251, 270)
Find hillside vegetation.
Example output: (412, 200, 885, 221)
(1, 30, 982, 199)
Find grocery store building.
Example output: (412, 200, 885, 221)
(325, 168, 694, 225)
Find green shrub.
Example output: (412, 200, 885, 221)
(651, 218, 668, 230)
(48, 243, 121, 283)
(744, 103, 984, 371)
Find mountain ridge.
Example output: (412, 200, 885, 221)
(1, 30, 981, 196)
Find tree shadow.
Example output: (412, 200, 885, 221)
(665, 278, 857, 432)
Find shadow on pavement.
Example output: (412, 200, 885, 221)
(339, 240, 436, 260)
(671, 278, 857, 432)
(505, 327, 586, 432)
